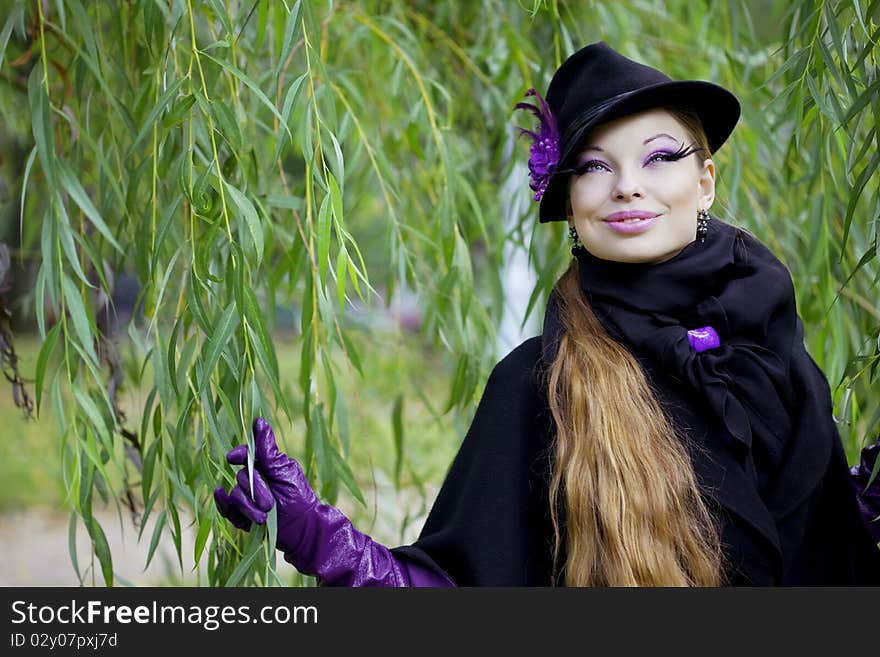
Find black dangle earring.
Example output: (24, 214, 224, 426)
(696, 209, 710, 244)
(569, 225, 583, 255)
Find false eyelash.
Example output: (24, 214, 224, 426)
(653, 142, 706, 163)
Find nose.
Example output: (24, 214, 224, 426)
(612, 168, 644, 200)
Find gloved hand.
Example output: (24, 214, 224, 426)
(851, 441, 880, 544)
(214, 416, 454, 587)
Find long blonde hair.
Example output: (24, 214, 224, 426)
(546, 107, 725, 586)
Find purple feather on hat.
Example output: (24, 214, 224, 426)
(515, 88, 560, 202)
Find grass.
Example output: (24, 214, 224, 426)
(0, 335, 66, 510)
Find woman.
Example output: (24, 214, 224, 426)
(214, 42, 880, 586)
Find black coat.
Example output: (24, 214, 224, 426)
(393, 335, 880, 586)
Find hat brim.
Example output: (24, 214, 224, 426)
(538, 80, 740, 223)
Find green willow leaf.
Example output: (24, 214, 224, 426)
(224, 531, 263, 586)
(34, 322, 61, 415)
(243, 287, 278, 378)
(308, 403, 329, 492)
(0, 6, 16, 71)
(452, 225, 474, 318)
(72, 231, 111, 292)
(205, 0, 234, 39)
(330, 445, 366, 508)
(843, 150, 879, 252)
(193, 513, 212, 567)
(141, 419, 161, 494)
(144, 510, 166, 572)
(45, 20, 133, 133)
(200, 388, 225, 462)
(298, 326, 314, 398)
(67, 0, 99, 62)
(59, 273, 99, 365)
(166, 496, 184, 572)
(72, 388, 113, 452)
(55, 200, 95, 290)
(225, 181, 264, 265)
(27, 66, 56, 188)
(264, 193, 304, 210)
(210, 98, 243, 152)
(162, 93, 196, 129)
(143, 0, 165, 55)
(324, 129, 346, 186)
(176, 335, 199, 395)
(335, 248, 348, 312)
(339, 330, 363, 377)
(128, 77, 186, 155)
(246, 323, 285, 407)
(18, 146, 37, 243)
(199, 302, 238, 391)
(87, 517, 114, 586)
(392, 392, 404, 488)
(274, 72, 308, 161)
(274, 1, 303, 80)
(265, 505, 278, 580)
(67, 513, 83, 586)
(317, 195, 332, 282)
(185, 275, 212, 334)
(167, 314, 184, 397)
(200, 51, 291, 139)
(840, 78, 880, 126)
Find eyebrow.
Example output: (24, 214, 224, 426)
(581, 133, 678, 152)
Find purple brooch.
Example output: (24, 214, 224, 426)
(687, 326, 720, 352)
(514, 88, 560, 201)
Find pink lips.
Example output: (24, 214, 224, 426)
(603, 210, 661, 234)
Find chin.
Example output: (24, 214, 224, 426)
(610, 244, 677, 264)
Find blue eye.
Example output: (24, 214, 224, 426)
(646, 151, 678, 164)
(573, 160, 608, 175)
(647, 143, 704, 165)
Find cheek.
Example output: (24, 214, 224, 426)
(662, 167, 701, 192)
(647, 172, 700, 213)
(569, 179, 608, 214)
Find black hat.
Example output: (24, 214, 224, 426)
(526, 42, 741, 223)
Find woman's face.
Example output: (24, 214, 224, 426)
(567, 108, 716, 264)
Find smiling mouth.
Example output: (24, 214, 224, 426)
(602, 215, 661, 234)
(603, 211, 661, 222)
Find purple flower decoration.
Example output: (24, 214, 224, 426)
(515, 88, 560, 201)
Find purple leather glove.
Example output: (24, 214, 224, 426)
(851, 441, 880, 544)
(214, 417, 455, 587)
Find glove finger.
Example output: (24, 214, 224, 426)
(226, 444, 249, 466)
(253, 416, 280, 464)
(230, 486, 267, 525)
(227, 507, 253, 531)
(214, 486, 233, 518)
(223, 504, 252, 531)
(214, 487, 252, 531)
(236, 468, 275, 512)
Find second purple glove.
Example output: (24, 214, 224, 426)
(214, 417, 454, 587)
(851, 441, 880, 544)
